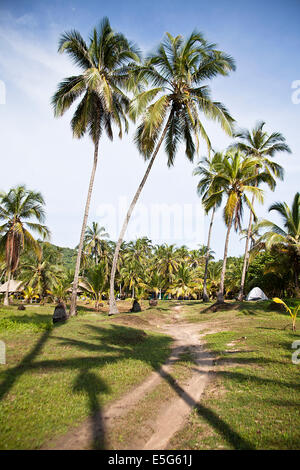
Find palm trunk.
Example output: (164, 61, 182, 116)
(69, 141, 99, 317)
(4, 269, 11, 306)
(202, 205, 216, 302)
(238, 175, 257, 301)
(237, 194, 255, 301)
(109, 114, 172, 315)
(4, 233, 14, 306)
(217, 214, 233, 303)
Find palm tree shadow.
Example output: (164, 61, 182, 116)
(157, 367, 254, 450)
(73, 369, 109, 450)
(0, 326, 53, 402)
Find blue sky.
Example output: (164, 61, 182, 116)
(0, 0, 299, 259)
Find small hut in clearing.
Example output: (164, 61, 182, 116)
(0, 280, 24, 294)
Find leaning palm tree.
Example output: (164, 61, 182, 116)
(204, 150, 264, 302)
(52, 17, 140, 316)
(0, 185, 50, 305)
(230, 121, 291, 300)
(194, 151, 224, 301)
(257, 192, 300, 297)
(109, 31, 235, 314)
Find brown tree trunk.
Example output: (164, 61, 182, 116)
(217, 214, 233, 303)
(109, 114, 172, 315)
(69, 141, 99, 317)
(202, 205, 216, 302)
(237, 193, 255, 301)
(4, 232, 14, 306)
(4, 269, 11, 306)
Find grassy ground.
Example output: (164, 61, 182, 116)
(169, 300, 300, 450)
(0, 299, 299, 450)
(0, 301, 172, 449)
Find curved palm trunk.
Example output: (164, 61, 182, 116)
(217, 214, 233, 303)
(237, 193, 255, 301)
(109, 115, 171, 315)
(69, 141, 99, 317)
(202, 205, 216, 302)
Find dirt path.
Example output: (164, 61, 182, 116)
(43, 306, 214, 450)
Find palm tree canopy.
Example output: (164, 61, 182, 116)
(52, 17, 141, 143)
(204, 150, 265, 230)
(83, 222, 109, 262)
(193, 151, 225, 211)
(257, 192, 300, 251)
(131, 31, 235, 165)
(230, 120, 291, 186)
(0, 185, 50, 272)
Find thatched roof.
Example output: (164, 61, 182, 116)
(0, 280, 24, 293)
(67, 280, 88, 294)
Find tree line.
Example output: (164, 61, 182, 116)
(0, 17, 298, 310)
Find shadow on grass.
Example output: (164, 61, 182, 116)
(3, 318, 296, 450)
(158, 367, 254, 450)
(73, 369, 109, 450)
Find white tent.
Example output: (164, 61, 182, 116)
(246, 287, 268, 301)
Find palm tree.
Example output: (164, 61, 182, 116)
(205, 150, 264, 302)
(23, 286, 37, 304)
(0, 185, 50, 305)
(52, 17, 140, 316)
(20, 249, 63, 301)
(257, 192, 300, 297)
(156, 244, 180, 293)
(109, 30, 235, 314)
(83, 222, 109, 264)
(230, 121, 291, 300)
(194, 151, 224, 301)
(81, 261, 108, 310)
(169, 262, 200, 299)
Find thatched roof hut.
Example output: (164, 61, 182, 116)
(0, 280, 24, 293)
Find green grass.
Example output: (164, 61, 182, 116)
(0, 304, 172, 449)
(169, 301, 300, 450)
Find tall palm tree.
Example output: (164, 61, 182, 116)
(52, 17, 140, 316)
(0, 185, 50, 305)
(205, 151, 264, 302)
(230, 121, 291, 300)
(83, 222, 109, 264)
(109, 31, 235, 314)
(257, 192, 300, 296)
(194, 151, 224, 301)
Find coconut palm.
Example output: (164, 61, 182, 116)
(169, 262, 200, 299)
(0, 185, 50, 305)
(194, 151, 224, 300)
(257, 192, 300, 296)
(230, 121, 291, 300)
(81, 261, 108, 310)
(120, 260, 146, 298)
(156, 244, 180, 291)
(204, 150, 264, 302)
(108, 30, 235, 314)
(20, 249, 63, 301)
(23, 286, 38, 304)
(52, 17, 140, 316)
(83, 222, 109, 264)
